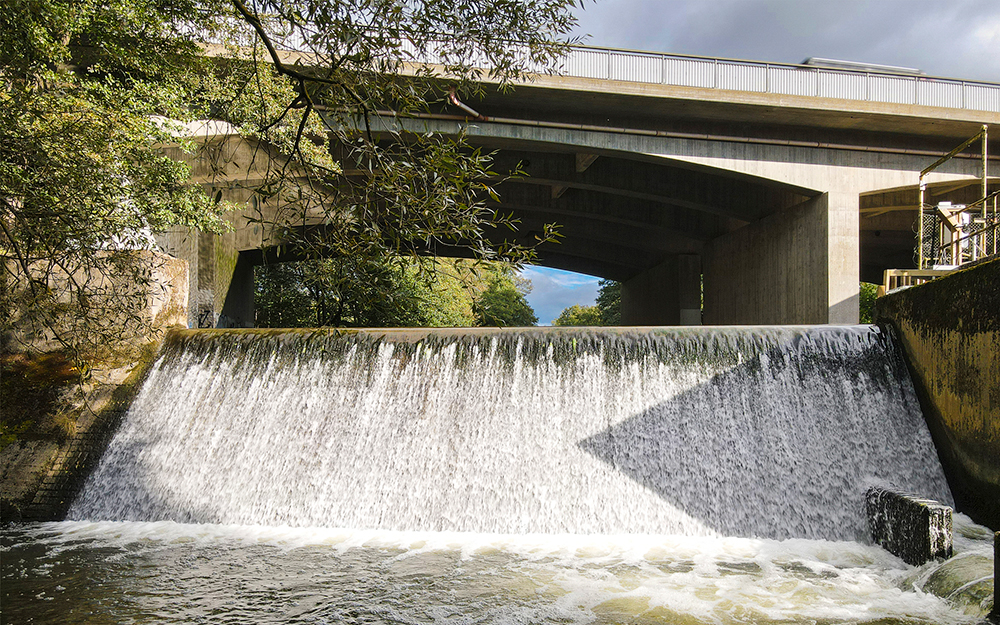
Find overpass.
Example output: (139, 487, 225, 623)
(157, 45, 1000, 328)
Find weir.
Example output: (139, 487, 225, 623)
(69, 325, 951, 541)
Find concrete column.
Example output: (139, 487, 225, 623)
(620, 254, 701, 326)
(703, 192, 860, 325)
(195, 232, 217, 328)
(219, 251, 256, 328)
(826, 191, 861, 324)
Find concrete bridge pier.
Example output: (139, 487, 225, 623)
(619, 192, 860, 326)
(621, 254, 702, 326)
(703, 192, 860, 325)
(219, 251, 256, 328)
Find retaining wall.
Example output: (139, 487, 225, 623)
(876, 257, 1000, 530)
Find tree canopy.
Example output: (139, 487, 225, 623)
(595, 279, 620, 325)
(255, 257, 529, 328)
(472, 268, 537, 327)
(552, 304, 601, 326)
(1, 0, 583, 361)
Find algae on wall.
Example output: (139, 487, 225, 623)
(876, 257, 1000, 530)
(0, 345, 160, 522)
(0, 352, 79, 520)
(1, 252, 189, 522)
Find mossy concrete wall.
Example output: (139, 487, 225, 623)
(1, 253, 187, 522)
(876, 257, 1000, 530)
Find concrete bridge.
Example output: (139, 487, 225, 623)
(158, 45, 1000, 328)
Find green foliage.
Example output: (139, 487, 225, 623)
(860, 282, 878, 323)
(552, 278, 620, 327)
(595, 279, 621, 325)
(256, 257, 433, 328)
(1, 0, 579, 366)
(1, 0, 232, 361)
(552, 304, 602, 326)
(472, 269, 537, 327)
(211, 0, 578, 302)
(2, 0, 581, 361)
(256, 257, 536, 328)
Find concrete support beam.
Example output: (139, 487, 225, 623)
(575, 152, 598, 172)
(621, 255, 701, 326)
(827, 191, 861, 324)
(703, 192, 859, 325)
(219, 252, 256, 328)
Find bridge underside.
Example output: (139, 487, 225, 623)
(456, 140, 846, 325)
(166, 136, 857, 327)
(158, 80, 998, 328)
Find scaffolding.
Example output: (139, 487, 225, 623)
(917, 125, 996, 269)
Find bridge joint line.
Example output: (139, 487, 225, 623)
(363, 109, 1000, 162)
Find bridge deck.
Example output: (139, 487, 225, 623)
(390, 41, 1000, 114)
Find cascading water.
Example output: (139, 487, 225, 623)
(9, 325, 994, 625)
(67, 325, 952, 541)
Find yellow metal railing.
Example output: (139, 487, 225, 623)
(881, 268, 957, 295)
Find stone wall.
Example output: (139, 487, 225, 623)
(1, 253, 187, 521)
(876, 257, 1000, 530)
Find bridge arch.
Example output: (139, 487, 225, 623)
(157, 47, 999, 328)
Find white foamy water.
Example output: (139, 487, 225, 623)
(68, 326, 951, 540)
(0, 520, 982, 625)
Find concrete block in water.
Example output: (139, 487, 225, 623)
(866, 487, 953, 566)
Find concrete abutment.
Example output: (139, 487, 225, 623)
(702, 192, 859, 325)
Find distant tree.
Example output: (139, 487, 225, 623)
(595, 279, 621, 325)
(552, 304, 602, 326)
(473, 271, 537, 327)
(256, 257, 482, 328)
(255, 258, 543, 328)
(859, 282, 878, 323)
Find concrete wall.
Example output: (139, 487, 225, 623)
(702, 193, 856, 324)
(157, 136, 293, 329)
(1, 253, 188, 521)
(876, 258, 1000, 530)
(621, 255, 701, 325)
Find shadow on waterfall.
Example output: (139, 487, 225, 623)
(69, 437, 223, 525)
(67, 326, 954, 538)
(577, 341, 950, 541)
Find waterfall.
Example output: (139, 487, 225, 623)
(68, 326, 952, 541)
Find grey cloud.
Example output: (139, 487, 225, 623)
(574, 0, 999, 81)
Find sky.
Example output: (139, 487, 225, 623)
(521, 0, 1000, 324)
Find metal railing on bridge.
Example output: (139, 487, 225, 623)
(552, 46, 1000, 113)
(262, 27, 1000, 113)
